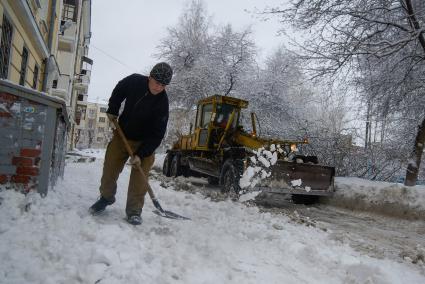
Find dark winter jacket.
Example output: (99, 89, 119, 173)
(107, 74, 169, 158)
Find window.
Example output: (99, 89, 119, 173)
(62, 0, 77, 22)
(98, 117, 106, 123)
(201, 104, 213, 128)
(77, 94, 84, 101)
(62, 5, 75, 21)
(75, 109, 81, 125)
(79, 106, 86, 120)
(96, 137, 103, 142)
(88, 109, 95, 118)
(52, 79, 58, 88)
(0, 15, 13, 79)
(196, 105, 202, 128)
(98, 127, 104, 132)
(99, 107, 107, 113)
(33, 0, 42, 8)
(33, 64, 39, 89)
(215, 104, 237, 128)
(19, 47, 29, 86)
(37, 0, 49, 20)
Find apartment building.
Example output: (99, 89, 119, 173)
(0, 0, 61, 90)
(75, 101, 113, 149)
(0, 0, 92, 148)
(54, 0, 92, 149)
(0, 0, 92, 193)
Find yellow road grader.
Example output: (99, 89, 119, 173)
(162, 95, 335, 204)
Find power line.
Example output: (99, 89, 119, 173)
(91, 44, 138, 71)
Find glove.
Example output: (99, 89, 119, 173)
(129, 155, 141, 168)
(107, 113, 118, 122)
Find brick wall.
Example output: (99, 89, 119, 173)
(0, 91, 47, 192)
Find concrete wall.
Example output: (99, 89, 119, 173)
(0, 91, 46, 190)
(0, 80, 69, 195)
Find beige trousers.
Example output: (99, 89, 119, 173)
(99, 132, 154, 216)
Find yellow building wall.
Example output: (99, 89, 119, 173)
(1, 1, 50, 91)
(9, 35, 23, 83)
(50, 1, 61, 59)
(26, 0, 48, 43)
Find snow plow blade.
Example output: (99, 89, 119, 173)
(256, 161, 335, 196)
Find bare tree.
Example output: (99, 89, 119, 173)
(240, 46, 328, 139)
(157, 0, 212, 107)
(262, 0, 425, 185)
(210, 25, 256, 96)
(157, 0, 256, 108)
(158, 0, 210, 70)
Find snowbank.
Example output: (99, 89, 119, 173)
(0, 157, 424, 283)
(152, 153, 166, 172)
(327, 177, 425, 220)
(153, 151, 425, 220)
(72, 148, 107, 159)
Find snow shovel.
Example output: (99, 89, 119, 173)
(111, 118, 190, 220)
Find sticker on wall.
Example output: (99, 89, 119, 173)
(23, 123, 33, 131)
(10, 102, 21, 113)
(23, 106, 35, 113)
(0, 103, 10, 112)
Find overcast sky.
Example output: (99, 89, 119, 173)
(87, 0, 287, 103)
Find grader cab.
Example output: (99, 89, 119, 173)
(162, 95, 335, 203)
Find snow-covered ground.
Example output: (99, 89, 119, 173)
(0, 149, 424, 283)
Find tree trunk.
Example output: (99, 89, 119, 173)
(405, 117, 425, 186)
(404, 0, 425, 54)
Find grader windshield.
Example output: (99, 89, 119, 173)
(215, 103, 238, 129)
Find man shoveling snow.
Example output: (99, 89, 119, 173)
(89, 62, 173, 225)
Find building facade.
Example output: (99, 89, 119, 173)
(0, 0, 60, 91)
(75, 101, 113, 149)
(0, 0, 92, 148)
(55, 0, 92, 149)
(0, 0, 92, 193)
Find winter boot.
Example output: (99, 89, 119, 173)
(127, 215, 142, 225)
(89, 196, 115, 215)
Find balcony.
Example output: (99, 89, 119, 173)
(58, 36, 75, 52)
(82, 56, 93, 66)
(51, 88, 69, 101)
(80, 68, 91, 77)
(58, 21, 77, 52)
(73, 74, 90, 93)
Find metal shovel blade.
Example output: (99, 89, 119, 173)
(152, 209, 191, 220)
(151, 198, 190, 220)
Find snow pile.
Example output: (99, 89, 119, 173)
(239, 145, 280, 189)
(1, 155, 424, 283)
(152, 153, 166, 171)
(66, 149, 106, 163)
(330, 177, 425, 219)
(75, 148, 107, 159)
(291, 179, 302, 187)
